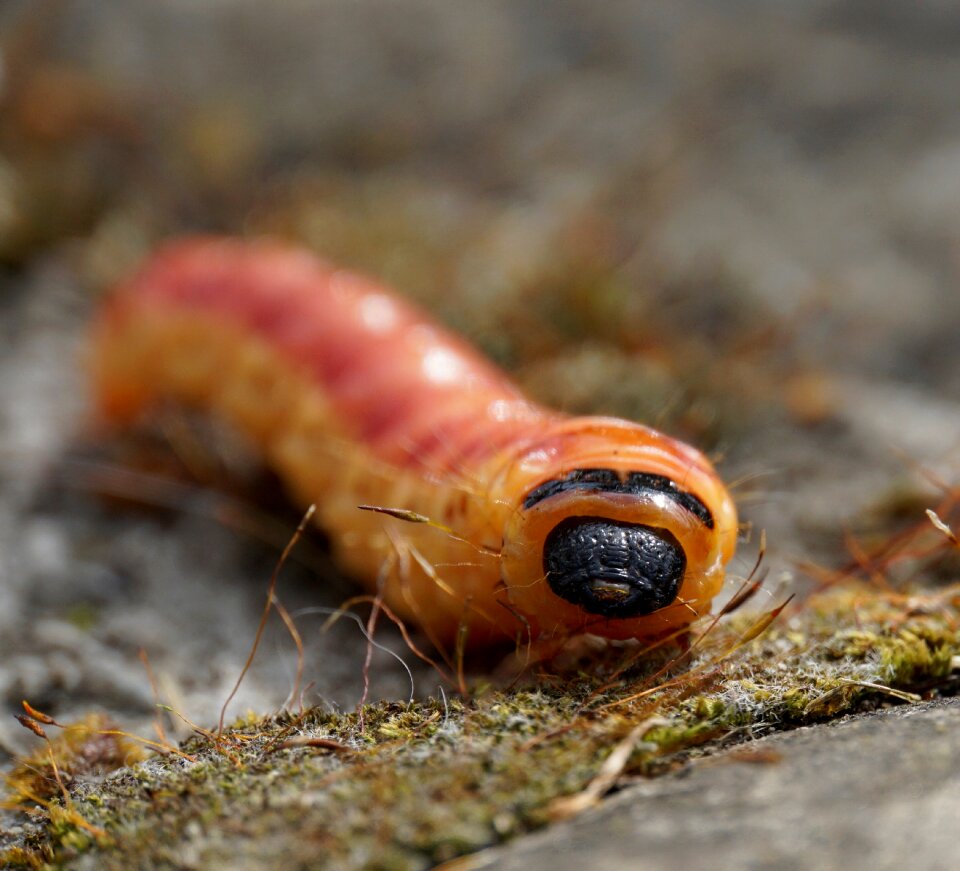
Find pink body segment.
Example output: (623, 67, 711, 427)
(91, 238, 738, 653)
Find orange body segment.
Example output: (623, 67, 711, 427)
(91, 237, 738, 653)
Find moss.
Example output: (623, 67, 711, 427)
(4, 713, 148, 811)
(0, 845, 52, 869)
(2, 582, 958, 870)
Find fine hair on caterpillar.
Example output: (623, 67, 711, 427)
(90, 236, 739, 669)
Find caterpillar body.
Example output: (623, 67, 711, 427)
(91, 238, 737, 655)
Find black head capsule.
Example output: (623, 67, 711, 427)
(543, 517, 686, 618)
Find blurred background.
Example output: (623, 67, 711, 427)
(2, 0, 960, 761)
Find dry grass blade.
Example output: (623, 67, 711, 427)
(358, 504, 500, 555)
(218, 504, 316, 739)
(719, 570, 768, 618)
(356, 585, 385, 733)
(720, 595, 795, 658)
(14, 715, 48, 740)
(804, 680, 921, 716)
(272, 596, 306, 713)
(926, 509, 958, 546)
(21, 702, 59, 727)
(547, 717, 669, 820)
(271, 736, 355, 753)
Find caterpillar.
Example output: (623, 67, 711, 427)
(90, 237, 737, 656)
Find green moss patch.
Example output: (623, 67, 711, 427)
(3, 582, 958, 870)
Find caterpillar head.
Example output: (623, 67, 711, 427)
(543, 514, 686, 619)
(495, 418, 737, 642)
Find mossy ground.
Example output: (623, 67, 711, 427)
(3, 578, 958, 870)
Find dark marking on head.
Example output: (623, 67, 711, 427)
(523, 468, 714, 528)
(543, 517, 685, 618)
